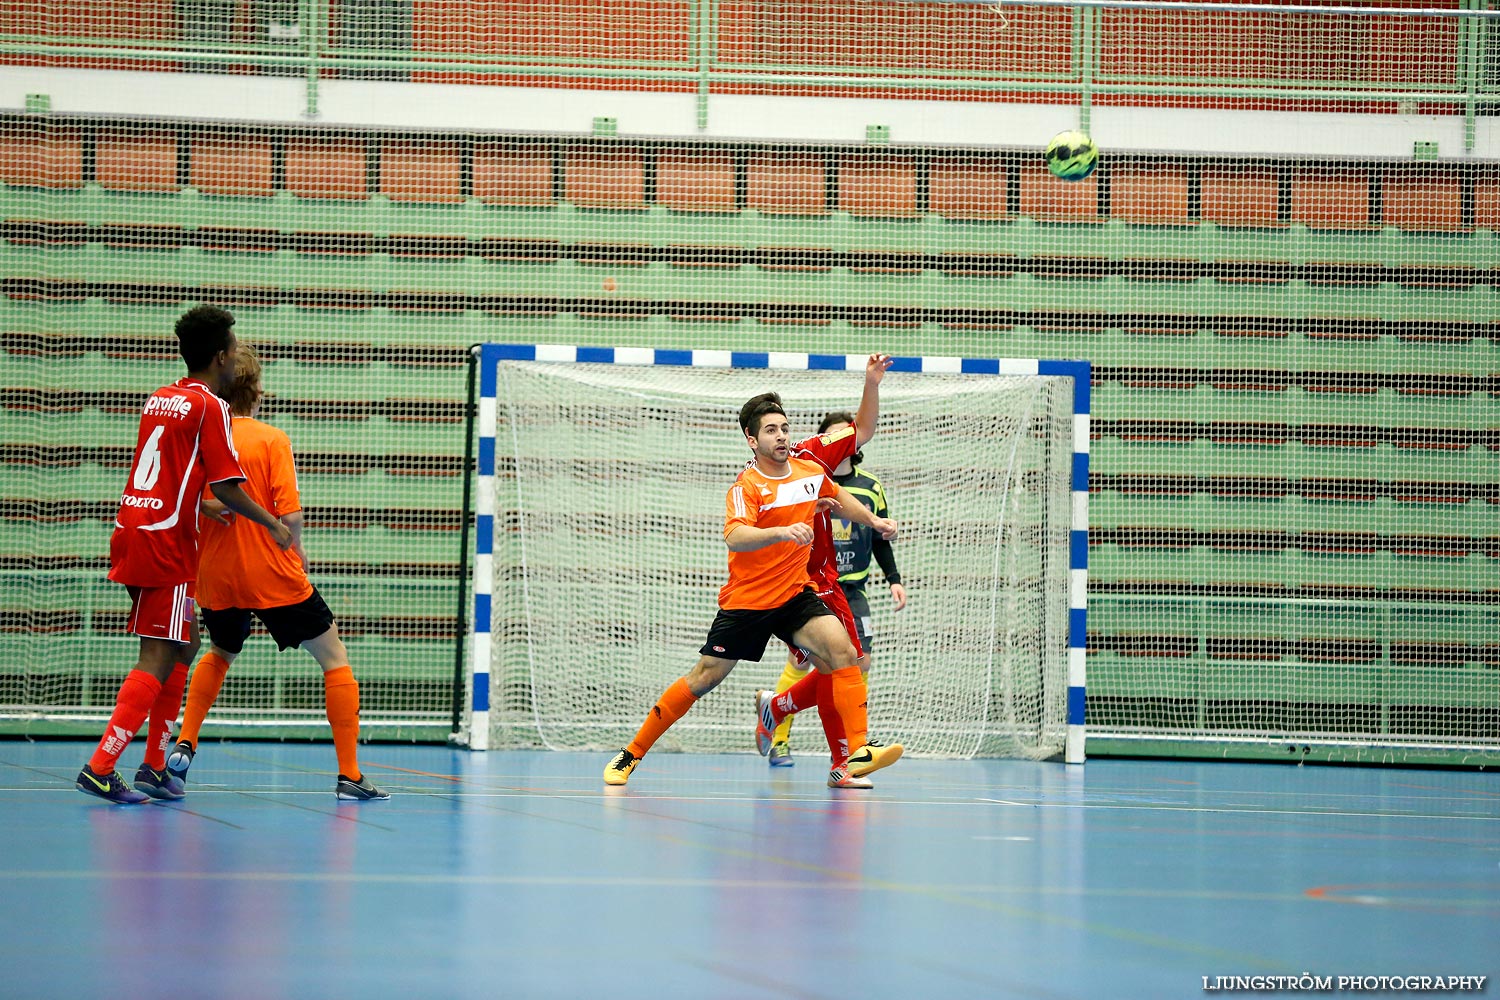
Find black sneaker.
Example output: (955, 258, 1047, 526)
(335, 773, 390, 801)
(165, 740, 195, 783)
(133, 764, 186, 800)
(76, 767, 150, 804)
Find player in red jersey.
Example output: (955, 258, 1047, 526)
(752, 354, 901, 788)
(76, 306, 293, 804)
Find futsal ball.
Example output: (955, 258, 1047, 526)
(1045, 130, 1098, 181)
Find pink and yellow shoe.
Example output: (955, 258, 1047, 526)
(827, 766, 873, 789)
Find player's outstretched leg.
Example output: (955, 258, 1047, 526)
(603, 749, 638, 786)
(606, 676, 703, 786)
(755, 671, 819, 755)
(822, 664, 904, 778)
(846, 740, 904, 778)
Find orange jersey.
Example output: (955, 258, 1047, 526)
(196, 416, 313, 610)
(718, 456, 840, 610)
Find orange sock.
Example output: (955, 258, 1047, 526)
(815, 671, 849, 766)
(141, 662, 189, 769)
(323, 666, 361, 778)
(626, 677, 698, 758)
(88, 669, 161, 775)
(178, 651, 231, 749)
(829, 666, 868, 757)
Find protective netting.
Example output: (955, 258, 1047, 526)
(0, 0, 1496, 760)
(482, 361, 1075, 758)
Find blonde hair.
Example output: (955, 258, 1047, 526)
(223, 344, 264, 416)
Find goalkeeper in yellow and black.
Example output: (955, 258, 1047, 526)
(765, 411, 907, 767)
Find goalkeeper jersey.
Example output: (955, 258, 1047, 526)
(832, 465, 900, 590)
(719, 456, 841, 610)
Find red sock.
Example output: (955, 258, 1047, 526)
(88, 670, 162, 776)
(626, 678, 698, 758)
(829, 666, 868, 758)
(141, 662, 189, 769)
(815, 671, 849, 766)
(770, 669, 820, 724)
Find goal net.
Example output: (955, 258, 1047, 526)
(463, 345, 1088, 762)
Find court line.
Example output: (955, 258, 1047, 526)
(0, 758, 254, 828)
(6, 869, 1439, 903)
(6, 782, 1494, 824)
(976, 797, 1500, 822)
(6, 776, 1497, 826)
(225, 789, 398, 831)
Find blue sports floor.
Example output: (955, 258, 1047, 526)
(1, 741, 1496, 1000)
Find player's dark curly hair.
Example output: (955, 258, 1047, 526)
(175, 305, 236, 372)
(739, 392, 785, 436)
(818, 410, 863, 466)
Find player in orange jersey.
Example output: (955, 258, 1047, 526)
(163, 345, 389, 801)
(603, 384, 903, 788)
(77, 306, 293, 804)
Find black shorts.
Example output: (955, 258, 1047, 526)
(200, 588, 336, 655)
(841, 583, 874, 651)
(700, 588, 833, 663)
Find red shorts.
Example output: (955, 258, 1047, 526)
(787, 577, 864, 667)
(124, 582, 196, 645)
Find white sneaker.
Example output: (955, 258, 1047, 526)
(827, 766, 873, 789)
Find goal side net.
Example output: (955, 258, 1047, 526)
(461, 344, 1089, 762)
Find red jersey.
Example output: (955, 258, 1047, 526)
(108, 377, 245, 588)
(790, 425, 860, 586)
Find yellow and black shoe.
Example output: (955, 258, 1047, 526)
(846, 741, 903, 778)
(603, 748, 638, 786)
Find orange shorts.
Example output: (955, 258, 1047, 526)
(787, 579, 863, 668)
(124, 582, 196, 645)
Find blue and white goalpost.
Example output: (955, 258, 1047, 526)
(462, 344, 1088, 764)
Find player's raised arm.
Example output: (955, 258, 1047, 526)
(852, 352, 893, 447)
